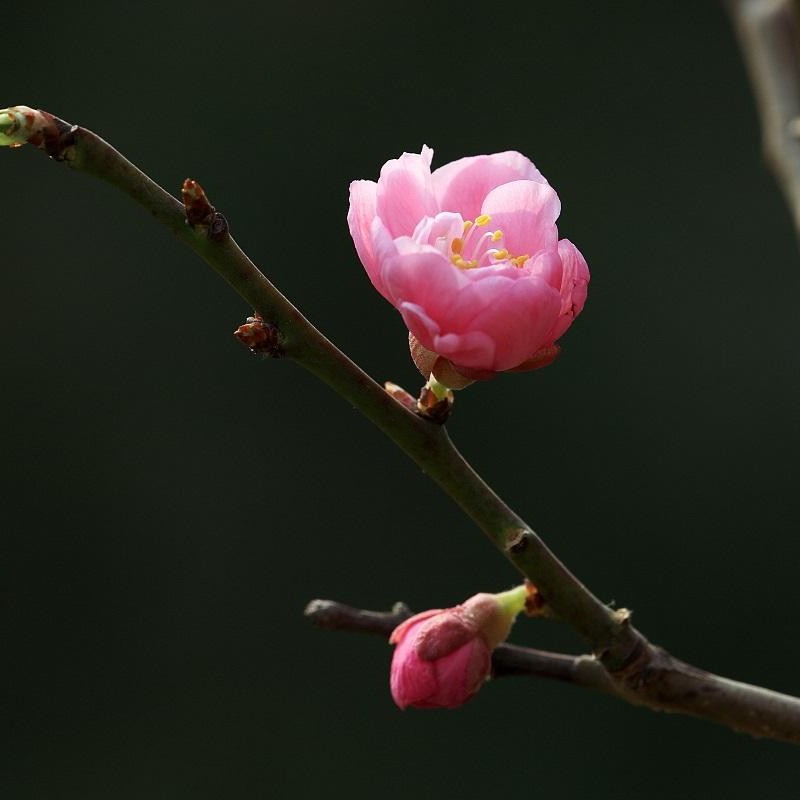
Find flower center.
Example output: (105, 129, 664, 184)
(448, 215, 529, 270)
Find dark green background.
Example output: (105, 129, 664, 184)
(4, 1, 800, 797)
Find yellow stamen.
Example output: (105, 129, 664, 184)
(450, 237, 463, 254)
(475, 214, 491, 227)
(490, 230, 503, 242)
(510, 254, 530, 268)
(462, 220, 473, 233)
(493, 249, 509, 260)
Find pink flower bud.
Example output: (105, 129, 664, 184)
(389, 588, 526, 709)
(348, 147, 589, 384)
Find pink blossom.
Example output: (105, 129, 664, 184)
(348, 147, 589, 384)
(388, 591, 521, 710)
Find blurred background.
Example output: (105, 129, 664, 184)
(4, 1, 800, 797)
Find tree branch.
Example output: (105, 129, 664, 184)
(725, 0, 800, 242)
(0, 106, 637, 667)
(305, 599, 800, 741)
(4, 106, 800, 743)
(304, 598, 613, 691)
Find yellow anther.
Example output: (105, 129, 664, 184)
(450, 237, 463, 254)
(451, 254, 477, 269)
(462, 220, 474, 233)
(511, 254, 530, 268)
(490, 230, 503, 242)
(493, 249, 509, 260)
(475, 214, 492, 227)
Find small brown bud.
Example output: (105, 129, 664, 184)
(234, 313, 282, 357)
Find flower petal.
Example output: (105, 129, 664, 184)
(381, 247, 469, 310)
(416, 614, 476, 661)
(347, 179, 378, 274)
(433, 151, 547, 220)
(429, 641, 489, 708)
(481, 179, 561, 258)
(463, 275, 562, 371)
(390, 638, 437, 708)
(430, 330, 497, 371)
(376, 150, 438, 238)
(543, 239, 590, 343)
(389, 608, 444, 645)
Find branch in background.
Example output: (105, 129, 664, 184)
(306, 599, 800, 742)
(4, 106, 800, 743)
(304, 598, 613, 691)
(726, 0, 800, 242)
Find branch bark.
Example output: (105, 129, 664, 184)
(726, 0, 800, 243)
(3, 107, 800, 743)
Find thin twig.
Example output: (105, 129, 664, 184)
(4, 107, 800, 743)
(726, 0, 800, 242)
(305, 599, 800, 741)
(304, 598, 612, 691)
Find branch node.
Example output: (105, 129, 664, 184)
(613, 607, 632, 626)
(234, 312, 282, 357)
(181, 178, 229, 240)
(523, 580, 548, 617)
(384, 380, 454, 423)
(384, 381, 417, 412)
(208, 211, 229, 241)
(505, 528, 531, 555)
(416, 384, 454, 424)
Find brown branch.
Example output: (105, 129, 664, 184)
(5, 106, 800, 745)
(305, 598, 800, 742)
(0, 107, 645, 671)
(304, 597, 610, 689)
(726, 0, 800, 242)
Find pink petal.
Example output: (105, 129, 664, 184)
(429, 642, 488, 707)
(410, 211, 464, 247)
(347, 179, 378, 278)
(464, 276, 562, 371)
(430, 330, 497, 370)
(543, 239, 590, 344)
(433, 151, 547, 220)
(390, 643, 437, 708)
(526, 249, 563, 291)
(558, 239, 589, 316)
(381, 248, 469, 311)
(362, 217, 401, 299)
(416, 614, 476, 661)
(481, 180, 560, 258)
(389, 609, 443, 645)
(376, 150, 438, 238)
(399, 301, 497, 369)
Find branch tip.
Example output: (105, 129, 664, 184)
(0, 105, 74, 157)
